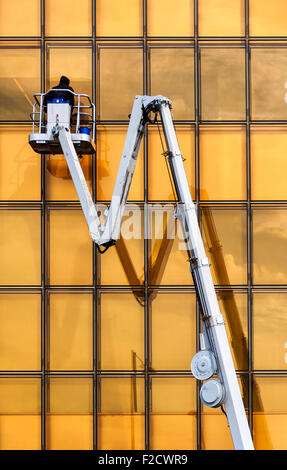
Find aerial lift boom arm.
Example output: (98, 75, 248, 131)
(31, 94, 254, 450)
(57, 95, 158, 248)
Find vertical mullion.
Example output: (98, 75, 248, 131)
(143, 0, 150, 451)
(40, 0, 46, 451)
(245, 0, 253, 439)
(93, 290, 98, 449)
(194, 0, 202, 451)
(92, 0, 98, 450)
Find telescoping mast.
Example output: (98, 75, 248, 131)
(29, 91, 254, 450)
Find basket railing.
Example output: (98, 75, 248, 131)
(30, 90, 96, 141)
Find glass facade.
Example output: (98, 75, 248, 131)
(0, 0, 286, 451)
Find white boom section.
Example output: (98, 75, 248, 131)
(99, 95, 153, 245)
(53, 95, 254, 450)
(158, 102, 254, 450)
(57, 127, 101, 242)
(55, 95, 156, 248)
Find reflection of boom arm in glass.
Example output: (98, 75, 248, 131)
(114, 236, 145, 305)
(29, 93, 254, 450)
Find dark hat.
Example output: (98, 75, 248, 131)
(60, 75, 70, 85)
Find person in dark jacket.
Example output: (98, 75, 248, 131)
(43, 75, 75, 109)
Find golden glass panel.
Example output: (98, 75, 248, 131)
(253, 209, 287, 285)
(148, 126, 195, 201)
(253, 293, 287, 370)
(0, 0, 40, 37)
(46, 0, 92, 37)
(198, 0, 245, 37)
(47, 46, 92, 97)
(48, 293, 93, 371)
(249, 0, 287, 37)
(98, 377, 145, 450)
(96, 126, 144, 201)
(96, 0, 142, 37)
(0, 294, 41, 371)
(150, 48, 194, 120)
(251, 48, 287, 120)
(147, 0, 194, 37)
(149, 206, 194, 286)
(0, 47, 41, 120)
(253, 377, 287, 450)
(46, 154, 93, 201)
(150, 377, 197, 450)
(98, 47, 143, 120)
(0, 209, 41, 285)
(100, 293, 144, 371)
(217, 292, 248, 370)
(151, 293, 196, 370)
(200, 48, 245, 120)
(201, 414, 234, 449)
(46, 377, 93, 450)
(100, 208, 144, 286)
(49, 209, 93, 285)
(201, 208, 247, 285)
(251, 127, 287, 200)
(0, 378, 41, 450)
(199, 126, 246, 201)
(0, 127, 41, 201)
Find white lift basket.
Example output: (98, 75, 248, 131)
(29, 89, 96, 155)
(29, 93, 254, 450)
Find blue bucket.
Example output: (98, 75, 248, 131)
(79, 126, 91, 136)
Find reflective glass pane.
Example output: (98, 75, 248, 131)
(98, 377, 145, 450)
(200, 48, 245, 120)
(251, 48, 287, 120)
(201, 413, 234, 449)
(47, 46, 92, 97)
(96, 0, 142, 37)
(0, 378, 41, 450)
(49, 209, 93, 285)
(199, 126, 246, 200)
(46, 0, 92, 36)
(149, 207, 194, 286)
(150, 377, 197, 450)
(198, 0, 245, 37)
(0, 294, 41, 371)
(100, 293, 144, 371)
(147, 0, 194, 37)
(148, 126, 195, 201)
(98, 47, 143, 120)
(46, 377, 93, 450)
(253, 293, 287, 370)
(0, 47, 41, 120)
(217, 292, 248, 370)
(251, 127, 287, 200)
(0, 127, 41, 201)
(0, 0, 40, 36)
(151, 292, 196, 370)
(150, 48, 194, 120)
(48, 293, 93, 371)
(253, 209, 287, 285)
(96, 126, 144, 201)
(46, 154, 93, 201)
(253, 377, 287, 450)
(0, 209, 41, 285)
(201, 208, 247, 285)
(250, 0, 287, 37)
(100, 208, 144, 286)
